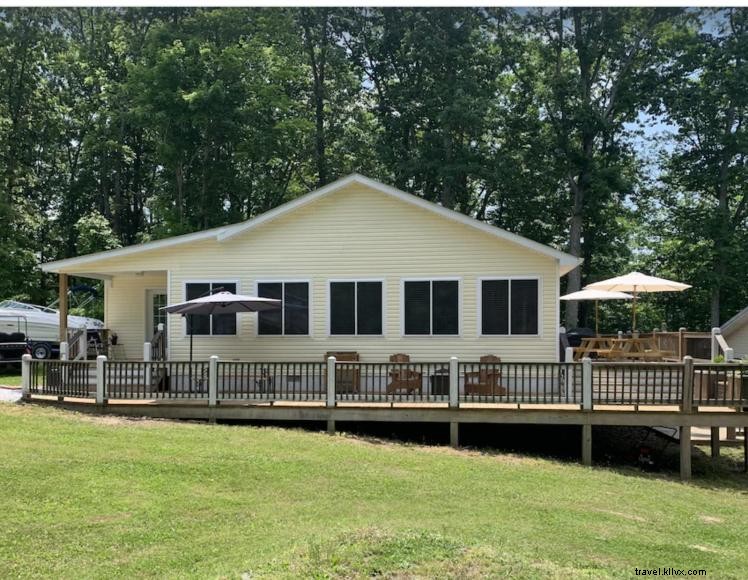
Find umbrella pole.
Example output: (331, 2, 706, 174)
(595, 300, 599, 336)
(632, 289, 637, 332)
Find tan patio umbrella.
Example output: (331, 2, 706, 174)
(560, 289, 633, 336)
(584, 272, 691, 331)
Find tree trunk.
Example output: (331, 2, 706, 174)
(301, 10, 328, 187)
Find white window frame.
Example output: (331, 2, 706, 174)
(477, 276, 543, 338)
(254, 279, 312, 337)
(400, 277, 461, 337)
(182, 279, 241, 337)
(327, 278, 386, 337)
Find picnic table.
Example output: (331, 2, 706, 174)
(575, 336, 675, 361)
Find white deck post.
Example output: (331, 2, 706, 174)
(96, 355, 107, 405)
(208, 355, 218, 406)
(326, 356, 336, 408)
(724, 347, 734, 362)
(449, 356, 459, 409)
(21, 353, 31, 398)
(711, 327, 720, 360)
(143, 342, 152, 387)
(582, 357, 592, 410)
(59, 341, 68, 361)
(565, 346, 575, 363)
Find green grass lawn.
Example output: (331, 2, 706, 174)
(0, 370, 21, 387)
(2, 403, 747, 578)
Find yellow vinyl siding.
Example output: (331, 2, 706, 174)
(78, 183, 561, 362)
(104, 272, 166, 360)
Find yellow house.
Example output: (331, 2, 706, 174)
(41, 174, 581, 362)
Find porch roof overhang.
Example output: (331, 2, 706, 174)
(39, 174, 583, 277)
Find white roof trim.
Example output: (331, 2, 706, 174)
(721, 306, 748, 335)
(41, 173, 581, 276)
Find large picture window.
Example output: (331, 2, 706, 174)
(481, 278, 539, 335)
(330, 281, 383, 335)
(257, 281, 309, 335)
(184, 282, 237, 335)
(403, 280, 459, 335)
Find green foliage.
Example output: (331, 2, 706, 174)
(0, 7, 744, 331)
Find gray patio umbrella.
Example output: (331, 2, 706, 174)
(162, 291, 281, 361)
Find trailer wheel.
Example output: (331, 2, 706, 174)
(32, 343, 52, 360)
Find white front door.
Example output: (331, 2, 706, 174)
(145, 289, 168, 341)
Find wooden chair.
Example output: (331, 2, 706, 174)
(324, 351, 360, 394)
(464, 355, 506, 396)
(386, 354, 423, 394)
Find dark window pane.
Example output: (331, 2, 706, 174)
(433, 280, 458, 335)
(258, 283, 282, 335)
(186, 283, 210, 335)
(330, 282, 355, 335)
(212, 283, 237, 335)
(511, 279, 538, 335)
(404, 281, 430, 335)
(357, 282, 382, 335)
(284, 282, 309, 335)
(482, 280, 509, 335)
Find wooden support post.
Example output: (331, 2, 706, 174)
(565, 346, 575, 363)
(143, 342, 152, 388)
(327, 419, 335, 435)
(711, 327, 720, 361)
(727, 427, 737, 440)
(582, 357, 592, 410)
(21, 353, 31, 399)
(58, 273, 69, 342)
(208, 355, 218, 407)
(744, 427, 747, 473)
(449, 356, 459, 409)
(680, 426, 692, 482)
(59, 341, 68, 361)
(326, 356, 336, 408)
(678, 327, 686, 359)
(449, 422, 459, 448)
(682, 356, 694, 412)
(582, 424, 592, 466)
(96, 355, 107, 405)
(710, 427, 720, 458)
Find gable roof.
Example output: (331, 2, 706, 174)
(41, 173, 582, 275)
(721, 306, 748, 336)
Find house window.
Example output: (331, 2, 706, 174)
(330, 281, 383, 335)
(481, 278, 539, 335)
(185, 282, 237, 335)
(257, 282, 309, 335)
(403, 280, 459, 335)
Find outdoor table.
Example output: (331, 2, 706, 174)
(605, 336, 673, 361)
(574, 337, 614, 360)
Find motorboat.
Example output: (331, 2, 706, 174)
(0, 300, 103, 342)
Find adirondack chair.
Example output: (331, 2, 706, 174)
(324, 351, 360, 394)
(464, 355, 506, 396)
(386, 354, 423, 394)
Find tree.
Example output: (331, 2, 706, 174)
(652, 8, 748, 326)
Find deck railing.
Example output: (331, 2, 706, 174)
(28, 359, 95, 398)
(105, 360, 209, 400)
(19, 355, 747, 410)
(458, 362, 582, 404)
(217, 361, 326, 402)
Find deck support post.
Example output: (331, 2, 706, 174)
(681, 356, 694, 412)
(680, 426, 692, 482)
(21, 354, 31, 399)
(581, 424, 592, 466)
(143, 343, 152, 388)
(96, 355, 107, 405)
(327, 419, 335, 435)
(727, 427, 736, 440)
(449, 356, 459, 408)
(208, 355, 218, 407)
(326, 356, 336, 408)
(59, 341, 68, 361)
(710, 427, 721, 458)
(743, 427, 747, 473)
(58, 273, 68, 342)
(581, 357, 592, 410)
(565, 346, 575, 363)
(449, 422, 459, 448)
